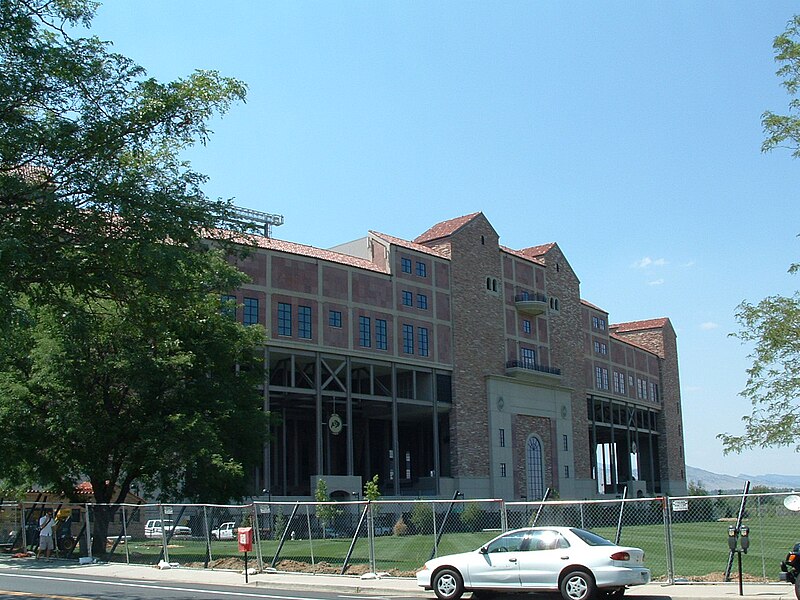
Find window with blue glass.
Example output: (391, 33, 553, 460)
(221, 294, 237, 319)
(416, 261, 427, 277)
(418, 327, 429, 356)
(522, 319, 531, 334)
(402, 324, 414, 354)
(401, 257, 412, 273)
(277, 302, 292, 336)
(417, 294, 428, 310)
(402, 290, 413, 306)
(359, 316, 371, 347)
(329, 310, 342, 328)
(298, 305, 312, 339)
(521, 347, 536, 368)
(376, 319, 387, 350)
(243, 297, 259, 326)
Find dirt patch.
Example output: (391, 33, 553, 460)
(681, 572, 766, 582)
(178, 557, 415, 578)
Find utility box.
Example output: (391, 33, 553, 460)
(237, 527, 253, 552)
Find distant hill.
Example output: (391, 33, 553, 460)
(686, 465, 800, 492)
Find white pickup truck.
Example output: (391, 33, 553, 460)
(144, 519, 191, 539)
(211, 521, 237, 540)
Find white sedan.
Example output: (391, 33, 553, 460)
(417, 527, 650, 600)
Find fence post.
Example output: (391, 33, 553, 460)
(432, 500, 438, 558)
(500, 499, 508, 532)
(661, 495, 674, 583)
(368, 501, 376, 575)
(305, 504, 315, 569)
(121, 505, 130, 564)
(252, 502, 263, 572)
(158, 504, 169, 564)
(85, 503, 92, 559)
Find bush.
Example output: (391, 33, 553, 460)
(393, 517, 409, 536)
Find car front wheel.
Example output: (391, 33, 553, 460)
(560, 569, 596, 600)
(433, 568, 464, 600)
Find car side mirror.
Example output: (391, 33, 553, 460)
(479, 546, 488, 555)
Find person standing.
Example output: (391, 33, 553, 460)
(37, 508, 55, 560)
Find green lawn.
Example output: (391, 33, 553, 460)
(106, 514, 800, 582)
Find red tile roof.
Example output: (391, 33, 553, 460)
(610, 318, 669, 332)
(609, 332, 659, 355)
(414, 212, 482, 244)
(501, 245, 545, 265)
(519, 242, 556, 258)
(369, 231, 448, 258)
(580, 299, 608, 313)
(220, 231, 390, 274)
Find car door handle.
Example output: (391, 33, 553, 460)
(509, 558, 517, 562)
(560, 555, 570, 560)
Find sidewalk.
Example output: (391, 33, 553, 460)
(0, 554, 796, 599)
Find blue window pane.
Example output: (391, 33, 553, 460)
(359, 316, 371, 347)
(402, 324, 414, 354)
(244, 297, 259, 326)
(298, 305, 312, 339)
(376, 319, 387, 350)
(278, 302, 292, 336)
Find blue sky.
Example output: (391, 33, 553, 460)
(86, 2, 799, 479)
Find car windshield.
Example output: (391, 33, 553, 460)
(570, 528, 614, 546)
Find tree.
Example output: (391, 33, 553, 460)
(719, 16, 800, 454)
(0, 286, 268, 554)
(314, 478, 340, 537)
(0, 0, 249, 310)
(762, 16, 800, 157)
(0, 0, 268, 554)
(363, 474, 381, 502)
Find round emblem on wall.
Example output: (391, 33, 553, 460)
(328, 413, 343, 435)
(561, 405, 568, 419)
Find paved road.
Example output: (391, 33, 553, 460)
(0, 554, 797, 600)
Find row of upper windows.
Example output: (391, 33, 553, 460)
(401, 257, 427, 277)
(594, 366, 659, 401)
(278, 304, 431, 356)
(591, 315, 607, 330)
(222, 295, 261, 327)
(359, 316, 430, 356)
(402, 290, 428, 309)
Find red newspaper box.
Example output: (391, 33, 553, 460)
(237, 527, 253, 552)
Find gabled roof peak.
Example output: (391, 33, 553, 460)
(414, 212, 483, 244)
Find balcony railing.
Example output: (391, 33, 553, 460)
(505, 360, 561, 377)
(514, 292, 547, 316)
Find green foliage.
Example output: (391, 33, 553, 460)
(364, 474, 381, 502)
(0, 0, 250, 306)
(0, 0, 266, 555)
(719, 15, 800, 454)
(410, 501, 434, 534)
(720, 289, 800, 452)
(273, 509, 287, 539)
(460, 502, 482, 531)
(314, 479, 339, 528)
(688, 481, 709, 496)
(762, 15, 800, 158)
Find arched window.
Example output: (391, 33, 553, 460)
(492, 278, 498, 292)
(486, 277, 492, 290)
(526, 435, 544, 500)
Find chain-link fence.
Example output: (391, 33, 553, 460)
(8, 491, 798, 582)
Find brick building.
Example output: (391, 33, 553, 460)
(225, 212, 687, 500)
